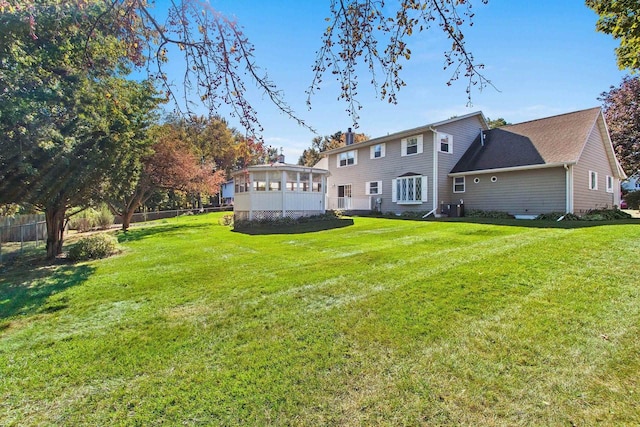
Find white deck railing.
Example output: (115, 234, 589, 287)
(327, 197, 373, 211)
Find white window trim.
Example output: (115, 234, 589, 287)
(438, 132, 453, 154)
(401, 135, 423, 157)
(337, 150, 357, 168)
(453, 176, 465, 193)
(365, 180, 382, 195)
(370, 143, 386, 159)
(392, 175, 427, 204)
(606, 175, 613, 193)
(589, 170, 598, 190)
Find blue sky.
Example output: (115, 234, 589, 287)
(155, 0, 628, 162)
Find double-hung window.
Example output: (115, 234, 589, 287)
(453, 176, 465, 193)
(606, 175, 613, 193)
(438, 132, 453, 154)
(370, 143, 385, 159)
(366, 180, 382, 195)
(401, 135, 423, 156)
(392, 175, 427, 204)
(338, 150, 357, 167)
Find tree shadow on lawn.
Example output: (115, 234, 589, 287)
(233, 218, 355, 235)
(0, 256, 95, 320)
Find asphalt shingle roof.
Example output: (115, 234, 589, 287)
(451, 107, 601, 173)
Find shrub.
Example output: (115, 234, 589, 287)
(581, 208, 631, 221)
(95, 204, 114, 230)
(400, 211, 430, 219)
(219, 214, 234, 226)
(69, 209, 97, 232)
(465, 209, 514, 219)
(623, 191, 640, 209)
(68, 233, 120, 261)
(233, 211, 343, 230)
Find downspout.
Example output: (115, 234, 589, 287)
(564, 163, 573, 214)
(430, 127, 438, 213)
(422, 207, 438, 218)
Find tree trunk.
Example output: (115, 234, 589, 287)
(122, 208, 135, 231)
(45, 206, 66, 259)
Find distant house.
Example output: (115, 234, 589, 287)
(622, 172, 640, 192)
(324, 108, 626, 217)
(231, 161, 329, 221)
(220, 179, 235, 205)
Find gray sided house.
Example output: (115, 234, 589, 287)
(323, 111, 488, 215)
(324, 108, 626, 217)
(449, 108, 626, 216)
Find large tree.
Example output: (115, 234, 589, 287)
(600, 76, 640, 175)
(587, 0, 640, 72)
(0, 2, 160, 258)
(105, 122, 225, 231)
(3, 0, 489, 131)
(298, 130, 369, 166)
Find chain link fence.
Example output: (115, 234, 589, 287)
(0, 207, 233, 264)
(0, 215, 47, 264)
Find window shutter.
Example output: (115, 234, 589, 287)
(421, 176, 428, 201)
(392, 179, 397, 202)
(380, 144, 385, 158)
(336, 155, 341, 168)
(377, 181, 382, 194)
(401, 140, 407, 157)
(365, 182, 371, 195)
(353, 150, 357, 165)
(417, 136, 423, 154)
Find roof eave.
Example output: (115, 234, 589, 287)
(323, 111, 487, 156)
(449, 162, 575, 177)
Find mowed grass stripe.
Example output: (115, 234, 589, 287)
(0, 214, 638, 426)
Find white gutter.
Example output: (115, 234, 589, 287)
(449, 162, 575, 177)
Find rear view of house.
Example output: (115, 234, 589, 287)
(324, 107, 626, 217)
(323, 111, 488, 215)
(449, 108, 626, 216)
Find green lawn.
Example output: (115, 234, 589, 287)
(1, 213, 639, 426)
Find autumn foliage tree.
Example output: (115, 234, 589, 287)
(298, 130, 370, 166)
(600, 76, 640, 175)
(105, 122, 226, 231)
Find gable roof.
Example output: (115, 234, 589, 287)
(323, 111, 488, 156)
(451, 107, 607, 174)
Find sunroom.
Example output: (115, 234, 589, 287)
(232, 163, 330, 221)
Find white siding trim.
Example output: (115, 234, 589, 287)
(421, 176, 428, 202)
(449, 162, 574, 177)
(391, 179, 397, 202)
